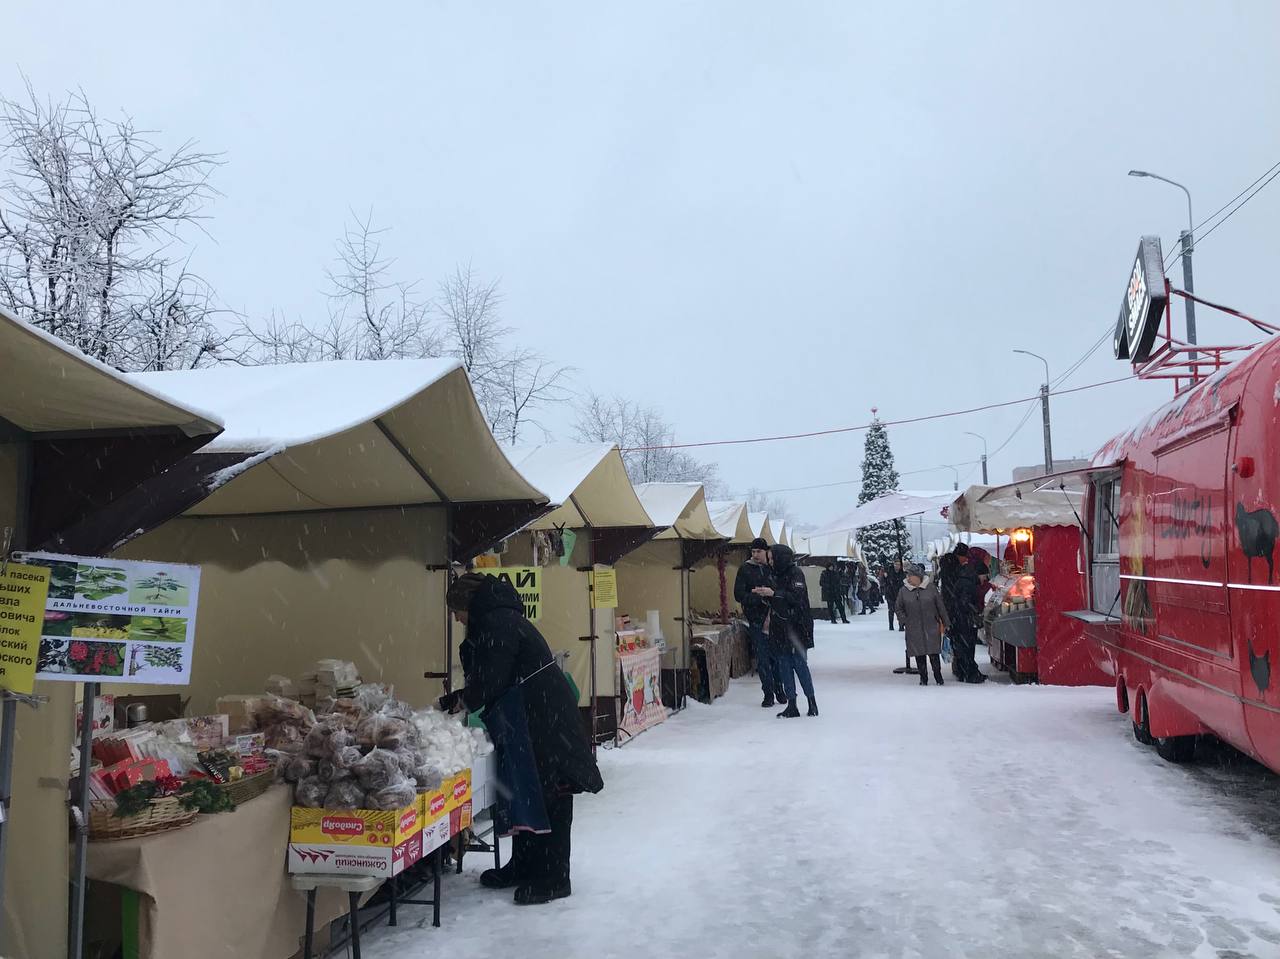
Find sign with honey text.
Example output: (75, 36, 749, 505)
(590, 567, 618, 609)
(26, 553, 201, 685)
(480, 567, 541, 621)
(0, 563, 51, 694)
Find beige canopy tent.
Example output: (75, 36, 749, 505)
(0, 306, 223, 959)
(502, 443, 654, 739)
(948, 483, 1084, 534)
(748, 511, 777, 546)
(618, 484, 727, 707)
(691, 501, 752, 621)
(113, 359, 549, 715)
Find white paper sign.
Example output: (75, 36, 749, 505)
(26, 553, 201, 686)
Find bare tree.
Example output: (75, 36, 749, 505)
(0, 83, 234, 369)
(489, 348, 572, 443)
(744, 488, 792, 522)
(242, 211, 438, 363)
(573, 391, 724, 494)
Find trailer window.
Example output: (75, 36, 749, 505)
(1091, 476, 1121, 615)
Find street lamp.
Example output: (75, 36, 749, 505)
(942, 464, 959, 491)
(1128, 169, 1197, 353)
(964, 431, 988, 484)
(1013, 349, 1054, 474)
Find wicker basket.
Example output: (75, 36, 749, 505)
(89, 797, 198, 842)
(216, 767, 275, 806)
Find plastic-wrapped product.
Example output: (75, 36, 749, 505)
(317, 760, 355, 782)
(294, 776, 329, 808)
(364, 779, 416, 810)
(350, 748, 402, 790)
(412, 764, 443, 790)
(303, 721, 353, 761)
(282, 756, 317, 784)
(323, 779, 366, 809)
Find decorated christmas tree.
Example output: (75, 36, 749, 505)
(857, 410, 913, 567)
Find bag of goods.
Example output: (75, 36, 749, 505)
(323, 778, 366, 810)
(365, 781, 416, 810)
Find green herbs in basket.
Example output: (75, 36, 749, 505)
(112, 776, 235, 818)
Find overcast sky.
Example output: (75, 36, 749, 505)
(8, 2, 1279, 530)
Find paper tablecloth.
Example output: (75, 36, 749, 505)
(87, 784, 347, 959)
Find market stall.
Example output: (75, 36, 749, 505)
(502, 442, 655, 744)
(689, 501, 752, 623)
(949, 483, 1108, 686)
(74, 359, 548, 957)
(618, 484, 725, 719)
(0, 305, 225, 959)
(748, 511, 777, 547)
(796, 531, 858, 617)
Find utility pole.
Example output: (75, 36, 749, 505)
(964, 431, 988, 485)
(1014, 350, 1053, 474)
(1128, 170, 1196, 359)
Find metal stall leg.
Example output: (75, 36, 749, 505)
(302, 888, 316, 959)
(348, 891, 362, 959)
(433, 846, 443, 928)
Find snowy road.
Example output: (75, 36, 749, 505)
(367, 618, 1280, 959)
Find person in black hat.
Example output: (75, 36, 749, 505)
(820, 561, 849, 624)
(948, 543, 987, 683)
(734, 537, 786, 706)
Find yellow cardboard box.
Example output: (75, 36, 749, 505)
(289, 801, 421, 847)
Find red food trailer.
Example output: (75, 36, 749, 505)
(1068, 235, 1280, 766)
(949, 485, 1108, 686)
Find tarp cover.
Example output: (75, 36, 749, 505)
(0, 305, 221, 436)
(508, 443, 652, 530)
(635, 482, 723, 541)
(130, 360, 546, 514)
(816, 490, 956, 535)
(705, 501, 753, 544)
(748, 511, 776, 545)
(795, 530, 857, 560)
(949, 483, 1085, 533)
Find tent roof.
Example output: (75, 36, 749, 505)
(634, 483, 723, 541)
(0, 306, 221, 437)
(748, 511, 776, 545)
(130, 360, 546, 515)
(816, 490, 956, 535)
(507, 443, 652, 530)
(797, 530, 856, 560)
(705, 501, 753, 544)
(775, 521, 790, 548)
(949, 483, 1084, 533)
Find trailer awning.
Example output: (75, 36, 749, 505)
(949, 483, 1085, 533)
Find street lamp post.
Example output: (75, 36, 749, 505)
(942, 464, 959, 491)
(1013, 349, 1053, 474)
(1128, 170, 1196, 357)
(964, 431, 988, 485)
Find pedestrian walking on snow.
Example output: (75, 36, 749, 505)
(895, 566, 949, 685)
(734, 537, 787, 707)
(820, 561, 849, 623)
(761, 544, 818, 718)
(883, 559, 906, 632)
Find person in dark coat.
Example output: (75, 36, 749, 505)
(761, 544, 818, 718)
(895, 565, 949, 685)
(819, 561, 849, 624)
(882, 559, 906, 632)
(734, 538, 787, 707)
(439, 573, 603, 905)
(948, 544, 987, 684)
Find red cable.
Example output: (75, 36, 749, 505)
(620, 376, 1137, 452)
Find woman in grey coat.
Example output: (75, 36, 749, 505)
(894, 566, 950, 686)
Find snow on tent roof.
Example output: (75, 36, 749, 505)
(507, 443, 653, 530)
(775, 521, 790, 548)
(705, 501, 753, 544)
(129, 359, 547, 514)
(634, 483, 723, 541)
(747, 512, 777, 545)
(949, 483, 1084, 533)
(0, 304, 221, 436)
(799, 531, 856, 560)
(815, 490, 956, 536)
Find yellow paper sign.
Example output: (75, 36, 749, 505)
(480, 567, 541, 621)
(590, 567, 618, 609)
(0, 564, 51, 694)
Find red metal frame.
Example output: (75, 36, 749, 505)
(1132, 279, 1280, 393)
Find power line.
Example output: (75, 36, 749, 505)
(1193, 159, 1280, 234)
(1196, 165, 1280, 246)
(621, 375, 1136, 452)
(1161, 159, 1280, 270)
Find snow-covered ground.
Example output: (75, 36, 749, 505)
(367, 618, 1280, 959)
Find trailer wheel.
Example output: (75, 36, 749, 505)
(1155, 735, 1196, 763)
(1132, 693, 1154, 746)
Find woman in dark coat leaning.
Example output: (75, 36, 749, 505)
(439, 573, 603, 905)
(895, 565, 950, 686)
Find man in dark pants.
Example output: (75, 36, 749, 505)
(439, 573, 604, 904)
(734, 538, 786, 706)
(819, 561, 849, 623)
(883, 559, 906, 631)
(949, 544, 987, 683)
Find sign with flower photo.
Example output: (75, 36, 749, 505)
(26, 553, 201, 686)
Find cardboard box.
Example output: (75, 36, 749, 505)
(289, 801, 421, 847)
(289, 831, 422, 877)
(419, 814, 452, 856)
(444, 771, 471, 813)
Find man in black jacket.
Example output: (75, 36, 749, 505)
(819, 562, 849, 623)
(765, 544, 818, 718)
(734, 538, 786, 707)
(883, 559, 906, 631)
(440, 573, 604, 905)
(949, 544, 987, 683)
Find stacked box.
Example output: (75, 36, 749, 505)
(289, 831, 423, 877)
